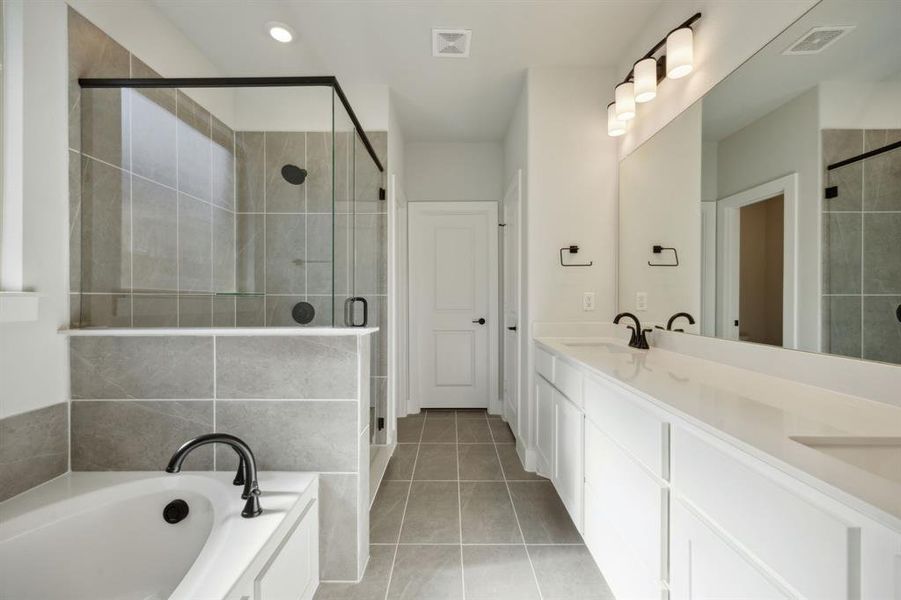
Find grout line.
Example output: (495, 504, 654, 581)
(382, 409, 427, 600)
(456, 411, 466, 600)
(490, 410, 545, 600)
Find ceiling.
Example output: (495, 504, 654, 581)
(702, 0, 901, 142)
(151, 0, 665, 142)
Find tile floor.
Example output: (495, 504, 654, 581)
(315, 409, 614, 600)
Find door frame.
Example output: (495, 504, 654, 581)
(502, 170, 522, 429)
(408, 201, 499, 413)
(715, 173, 798, 348)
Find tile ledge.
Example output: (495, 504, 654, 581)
(61, 326, 379, 337)
(0, 292, 40, 323)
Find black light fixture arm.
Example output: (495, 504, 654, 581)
(619, 12, 702, 86)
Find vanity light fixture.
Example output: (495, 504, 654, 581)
(267, 22, 295, 43)
(666, 27, 694, 79)
(633, 58, 657, 103)
(605, 12, 700, 136)
(614, 82, 636, 121)
(607, 102, 626, 136)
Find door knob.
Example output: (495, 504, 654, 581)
(472, 318, 486, 325)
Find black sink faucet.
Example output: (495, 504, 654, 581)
(165, 433, 262, 518)
(613, 312, 651, 349)
(666, 312, 695, 332)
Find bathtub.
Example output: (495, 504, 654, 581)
(0, 471, 319, 600)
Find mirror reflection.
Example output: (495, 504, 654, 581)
(619, 0, 901, 365)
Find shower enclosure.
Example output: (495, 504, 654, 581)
(73, 76, 389, 441)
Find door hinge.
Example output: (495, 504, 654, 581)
(377, 417, 385, 431)
(498, 223, 507, 227)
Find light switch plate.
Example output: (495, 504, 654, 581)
(582, 292, 596, 311)
(636, 292, 648, 311)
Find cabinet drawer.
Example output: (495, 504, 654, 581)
(554, 358, 583, 407)
(583, 375, 668, 479)
(672, 428, 857, 600)
(536, 347, 555, 382)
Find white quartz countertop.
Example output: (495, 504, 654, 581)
(535, 336, 901, 530)
(62, 326, 378, 336)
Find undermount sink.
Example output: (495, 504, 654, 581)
(790, 436, 901, 484)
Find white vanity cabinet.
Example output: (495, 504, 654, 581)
(533, 341, 901, 600)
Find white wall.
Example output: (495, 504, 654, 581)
(619, 103, 702, 331)
(0, 1, 69, 419)
(405, 142, 503, 203)
(526, 66, 619, 324)
(819, 80, 901, 129)
(617, 0, 817, 159)
(715, 87, 820, 352)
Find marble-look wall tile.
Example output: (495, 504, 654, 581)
(822, 296, 861, 359)
(213, 296, 236, 327)
(822, 213, 862, 294)
(176, 91, 212, 202)
(353, 214, 387, 294)
(213, 206, 236, 293)
(822, 130, 863, 212)
(0, 403, 68, 502)
(265, 132, 306, 213)
(80, 157, 131, 294)
(863, 213, 901, 294)
(133, 295, 177, 327)
(216, 336, 358, 398)
(81, 88, 130, 169)
(79, 294, 132, 328)
(132, 177, 178, 293)
(264, 295, 305, 327)
(863, 296, 901, 364)
(236, 132, 265, 213)
(265, 214, 306, 293)
(211, 117, 236, 211)
(306, 131, 333, 213)
(69, 151, 83, 296)
(67, 7, 130, 154)
(179, 295, 213, 327)
(215, 401, 357, 471)
(306, 213, 335, 295)
(863, 129, 901, 211)
(72, 400, 213, 470)
(237, 214, 265, 293)
(236, 296, 266, 326)
(333, 131, 353, 214)
(71, 336, 214, 399)
(178, 194, 213, 293)
(318, 473, 360, 580)
(353, 131, 386, 215)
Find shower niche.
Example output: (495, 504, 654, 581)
(72, 78, 386, 330)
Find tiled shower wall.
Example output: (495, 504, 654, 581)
(69, 333, 372, 581)
(822, 129, 901, 364)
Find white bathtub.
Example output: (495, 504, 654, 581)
(0, 471, 319, 600)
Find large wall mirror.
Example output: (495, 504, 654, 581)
(618, 0, 901, 365)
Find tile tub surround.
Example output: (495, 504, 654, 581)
(315, 409, 613, 600)
(0, 403, 69, 502)
(821, 129, 901, 364)
(67, 330, 374, 581)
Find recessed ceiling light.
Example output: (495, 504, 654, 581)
(267, 22, 294, 43)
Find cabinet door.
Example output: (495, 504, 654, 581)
(255, 501, 319, 600)
(670, 499, 790, 600)
(553, 389, 583, 531)
(536, 375, 555, 476)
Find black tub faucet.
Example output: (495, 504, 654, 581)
(166, 433, 262, 518)
(613, 312, 651, 349)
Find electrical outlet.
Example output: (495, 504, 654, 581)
(636, 292, 648, 311)
(582, 292, 596, 311)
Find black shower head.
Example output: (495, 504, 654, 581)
(281, 164, 307, 185)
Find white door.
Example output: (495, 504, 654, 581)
(502, 171, 522, 429)
(409, 202, 498, 409)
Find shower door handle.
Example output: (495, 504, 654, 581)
(344, 297, 369, 327)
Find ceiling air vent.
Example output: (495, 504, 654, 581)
(783, 25, 855, 55)
(432, 28, 472, 58)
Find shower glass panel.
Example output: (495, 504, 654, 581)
(74, 78, 382, 329)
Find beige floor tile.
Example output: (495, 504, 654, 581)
(458, 444, 503, 480)
(399, 481, 460, 543)
(386, 545, 464, 600)
(508, 481, 582, 543)
(462, 545, 540, 600)
(460, 482, 521, 543)
(528, 544, 614, 599)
